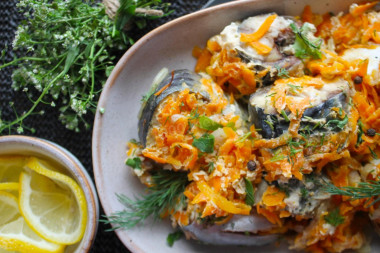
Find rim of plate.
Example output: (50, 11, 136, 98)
(92, 0, 273, 252)
(0, 135, 99, 253)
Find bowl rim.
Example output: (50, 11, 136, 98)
(92, 0, 266, 252)
(0, 135, 99, 253)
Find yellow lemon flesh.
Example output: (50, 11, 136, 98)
(0, 191, 64, 253)
(19, 157, 87, 245)
(0, 156, 26, 183)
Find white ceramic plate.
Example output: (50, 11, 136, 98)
(92, 0, 377, 252)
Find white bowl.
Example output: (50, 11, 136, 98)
(0, 135, 99, 253)
(92, 0, 372, 252)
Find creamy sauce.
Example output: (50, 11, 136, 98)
(210, 14, 292, 62)
(341, 46, 380, 85)
(250, 77, 349, 115)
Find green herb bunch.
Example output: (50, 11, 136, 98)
(0, 0, 170, 133)
(103, 169, 189, 230)
(115, 0, 172, 40)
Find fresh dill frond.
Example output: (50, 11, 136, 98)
(323, 179, 380, 206)
(281, 110, 290, 122)
(236, 131, 252, 143)
(325, 115, 348, 130)
(275, 65, 290, 78)
(287, 83, 302, 94)
(264, 120, 274, 131)
(270, 149, 286, 162)
(207, 162, 215, 174)
(287, 138, 304, 157)
(103, 170, 189, 230)
(369, 147, 378, 159)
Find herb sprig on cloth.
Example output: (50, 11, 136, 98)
(0, 0, 170, 134)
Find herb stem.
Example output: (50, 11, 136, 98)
(0, 69, 66, 133)
(0, 57, 52, 69)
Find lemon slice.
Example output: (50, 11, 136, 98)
(19, 157, 87, 245)
(0, 182, 19, 199)
(0, 183, 19, 191)
(0, 191, 64, 253)
(0, 249, 17, 253)
(0, 156, 26, 183)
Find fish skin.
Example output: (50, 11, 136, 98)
(138, 69, 202, 147)
(249, 92, 348, 139)
(182, 214, 278, 246)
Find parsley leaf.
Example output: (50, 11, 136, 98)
(324, 208, 345, 227)
(192, 134, 215, 153)
(126, 157, 142, 170)
(290, 23, 322, 60)
(167, 230, 183, 247)
(199, 116, 223, 131)
(244, 178, 255, 206)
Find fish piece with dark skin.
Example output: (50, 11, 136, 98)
(182, 214, 279, 246)
(248, 77, 351, 139)
(138, 69, 206, 147)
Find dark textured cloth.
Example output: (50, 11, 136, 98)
(0, 0, 209, 252)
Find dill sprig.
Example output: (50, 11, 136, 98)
(323, 179, 380, 206)
(274, 65, 290, 78)
(103, 170, 189, 230)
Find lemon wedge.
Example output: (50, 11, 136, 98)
(0, 156, 26, 183)
(19, 157, 87, 245)
(0, 191, 64, 253)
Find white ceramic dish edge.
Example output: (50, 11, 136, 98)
(92, 0, 373, 253)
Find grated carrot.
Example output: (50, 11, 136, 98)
(240, 14, 277, 42)
(249, 41, 272, 54)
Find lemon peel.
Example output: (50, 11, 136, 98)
(0, 191, 64, 253)
(19, 157, 87, 245)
